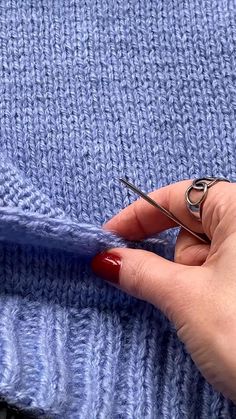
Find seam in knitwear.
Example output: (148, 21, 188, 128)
(0, 152, 167, 258)
(0, 0, 235, 417)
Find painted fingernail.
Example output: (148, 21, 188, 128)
(91, 252, 121, 284)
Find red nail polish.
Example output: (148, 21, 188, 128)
(91, 252, 121, 284)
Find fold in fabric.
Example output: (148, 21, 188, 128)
(0, 206, 127, 257)
(0, 153, 167, 258)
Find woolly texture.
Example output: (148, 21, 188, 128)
(0, 0, 235, 417)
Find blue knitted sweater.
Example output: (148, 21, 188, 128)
(0, 0, 235, 417)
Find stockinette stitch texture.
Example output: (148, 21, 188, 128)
(0, 0, 235, 417)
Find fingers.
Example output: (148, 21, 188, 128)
(104, 179, 201, 240)
(104, 179, 236, 242)
(92, 248, 205, 326)
(175, 229, 210, 266)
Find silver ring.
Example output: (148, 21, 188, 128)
(185, 177, 230, 221)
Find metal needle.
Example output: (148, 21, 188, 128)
(120, 178, 210, 244)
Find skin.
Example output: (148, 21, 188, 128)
(103, 179, 236, 402)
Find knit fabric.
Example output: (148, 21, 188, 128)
(0, 0, 235, 417)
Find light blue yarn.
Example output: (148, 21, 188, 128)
(0, 0, 235, 417)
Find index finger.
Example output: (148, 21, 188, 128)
(103, 180, 204, 240)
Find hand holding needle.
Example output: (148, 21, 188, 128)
(92, 179, 236, 403)
(119, 178, 210, 244)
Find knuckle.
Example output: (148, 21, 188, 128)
(126, 258, 149, 299)
(203, 185, 236, 237)
(210, 202, 226, 237)
(174, 249, 183, 264)
(132, 201, 147, 238)
(174, 230, 188, 264)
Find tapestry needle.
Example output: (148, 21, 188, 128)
(120, 178, 210, 244)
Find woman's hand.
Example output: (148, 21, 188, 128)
(92, 179, 236, 402)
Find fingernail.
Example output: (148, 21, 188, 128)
(91, 252, 121, 284)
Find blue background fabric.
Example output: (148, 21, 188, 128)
(0, 0, 235, 417)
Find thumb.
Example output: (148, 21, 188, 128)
(91, 248, 204, 326)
